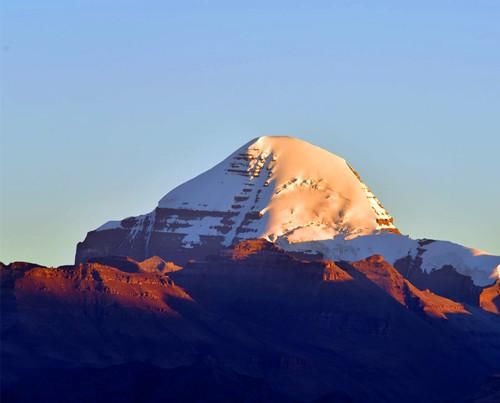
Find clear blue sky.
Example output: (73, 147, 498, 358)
(1, 0, 499, 266)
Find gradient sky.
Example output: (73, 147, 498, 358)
(1, 0, 499, 266)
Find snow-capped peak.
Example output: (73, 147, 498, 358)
(157, 136, 397, 246)
(84, 136, 499, 286)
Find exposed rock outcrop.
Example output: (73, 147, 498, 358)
(480, 280, 500, 314)
(350, 255, 469, 319)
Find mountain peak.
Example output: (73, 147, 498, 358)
(157, 136, 397, 245)
(76, 136, 499, 286)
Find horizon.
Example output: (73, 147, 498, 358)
(1, 1, 500, 265)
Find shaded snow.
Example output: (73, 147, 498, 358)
(96, 220, 122, 231)
(283, 234, 500, 286)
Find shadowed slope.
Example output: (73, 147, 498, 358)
(1, 362, 292, 403)
(2, 245, 500, 403)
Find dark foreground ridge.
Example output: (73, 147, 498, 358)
(1, 240, 500, 403)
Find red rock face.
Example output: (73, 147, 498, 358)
(7, 261, 192, 317)
(322, 260, 354, 282)
(351, 255, 469, 319)
(231, 239, 282, 260)
(480, 280, 500, 314)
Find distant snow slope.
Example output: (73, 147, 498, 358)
(84, 136, 499, 286)
(282, 233, 500, 286)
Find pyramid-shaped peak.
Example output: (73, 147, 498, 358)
(157, 136, 397, 245)
(76, 136, 500, 287)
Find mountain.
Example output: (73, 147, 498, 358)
(76, 136, 396, 262)
(2, 245, 500, 403)
(76, 136, 500, 288)
(3, 135, 500, 402)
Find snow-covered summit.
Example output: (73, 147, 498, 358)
(157, 135, 397, 245)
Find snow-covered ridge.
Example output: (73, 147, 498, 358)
(282, 233, 500, 286)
